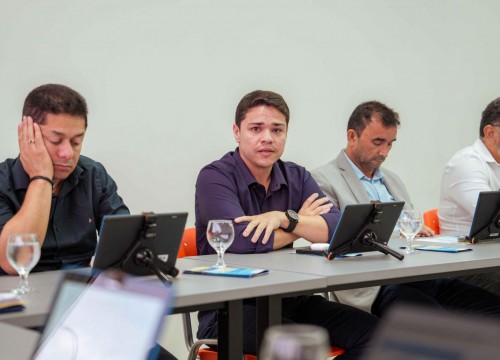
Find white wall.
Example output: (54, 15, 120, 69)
(1, 0, 500, 221)
(1, 0, 500, 358)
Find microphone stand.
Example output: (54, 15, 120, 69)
(121, 212, 179, 285)
(326, 201, 404, 261)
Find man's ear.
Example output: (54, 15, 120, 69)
(233, 123, 240, 143)
(482, 125, 498, 145)
(484, 125, 494, 137)
(346, 129, 358, 144)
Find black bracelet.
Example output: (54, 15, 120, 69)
(30, 175, 55, 189)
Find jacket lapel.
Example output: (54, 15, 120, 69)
(336, 151, 371, 204)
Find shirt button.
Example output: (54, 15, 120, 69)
(55, 227, 61, 232)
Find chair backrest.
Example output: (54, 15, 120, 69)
(178, 227, 197, 258)
(423, 209, 440, 235)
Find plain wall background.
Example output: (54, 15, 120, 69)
(1, 1, 500, 358)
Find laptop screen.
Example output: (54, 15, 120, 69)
(32, 270, 173, 360)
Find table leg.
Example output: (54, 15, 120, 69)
(218, 299, 243, 360)
(256, 295, 282, 356)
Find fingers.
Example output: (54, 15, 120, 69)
(302, 193, 319, 208)
(26, 116, 35, 142)
(33, 122, 44, 143)
(317, 203, 334, 214)
(417, 226, 435, 237)
(261, 226, 274, 244)
(300, 194, 333, 216)
(234, 216, 250, 224)
(235, 216, 260, 239)
(424, 225, 435, 236)
(19, 116, 35, 148)
(17, 116, 54, 179)
(21, 116, 35, 142)
(250, 222, 266, 244)
(235, 213, 281, 244)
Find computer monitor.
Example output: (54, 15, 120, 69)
(325, 201, 405, 260)
(467, 191, 500, 244)
(93, 212, 188, 281)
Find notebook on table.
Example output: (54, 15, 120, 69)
(32, 269, 173, 360)
(184, 265, 269, 278)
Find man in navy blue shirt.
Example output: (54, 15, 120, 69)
(0, 84, 129, 274)
(195, 90, 379, 359)
(0, 84, 178, 360)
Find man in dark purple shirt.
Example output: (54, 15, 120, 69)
(195, 90, 379, 359)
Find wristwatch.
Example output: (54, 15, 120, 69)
(284, 209, 299, 233)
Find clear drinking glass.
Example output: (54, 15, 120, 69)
(6, 233, 41, 294)
(206, 220, 234, 269)
(398, 210, 423, 255)
(260, 324, 329, 360)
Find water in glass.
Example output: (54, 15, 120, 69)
(6, 233, 41, 294)
(206, 220, 234, 269)
(398, 210, 423, 254)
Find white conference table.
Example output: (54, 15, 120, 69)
(0, 257, 327, 360)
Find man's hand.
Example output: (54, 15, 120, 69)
(417, 225, 435, 237)
(235, 211, 286, 244)
(18, 116, 53, 179)
(299, 193, 333, 216)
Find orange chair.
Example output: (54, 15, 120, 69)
(178, 227, 197, 257)
(423, 209, 440, 235)
(179, 227, 345, 359)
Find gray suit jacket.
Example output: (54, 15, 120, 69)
(311, 150, 413, 312)
(312, 150, 413, 211)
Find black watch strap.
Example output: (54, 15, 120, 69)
(284, 210, 299, 233)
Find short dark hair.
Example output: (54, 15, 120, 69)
(347, 101, 400, 134)
(480, 97, 500, 137)
(235, 90, 290, 128)
(22, 84, 88, 128)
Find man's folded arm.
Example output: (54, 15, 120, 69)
(196, 167, 274, 254)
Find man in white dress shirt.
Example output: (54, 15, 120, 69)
(439, 97, 500, 234)
(439, 97, 500, 296)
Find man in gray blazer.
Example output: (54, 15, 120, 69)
(311, 100, 500, 318)
(313, 151, 413, 212)
(312, 101, 413, 213)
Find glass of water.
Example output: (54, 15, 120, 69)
(206, 220, 234, 269)
(6, 233, 41, 294)
(398, 210, 423, 255)
(260, 324, 330, 360)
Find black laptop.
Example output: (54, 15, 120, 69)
(466, 191, 500, 244)
(93, 212, 188, 277)
(296, 201, 404, 260)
